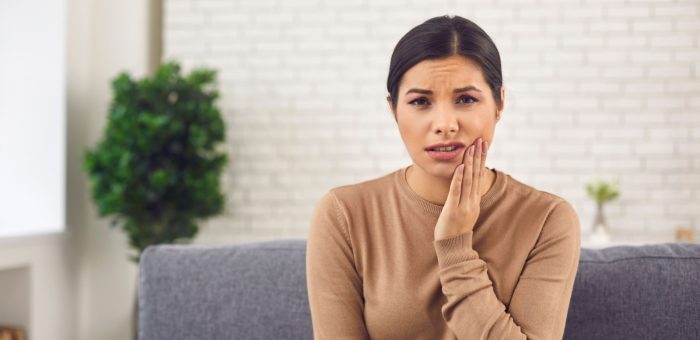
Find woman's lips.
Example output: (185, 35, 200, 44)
(426, 146, 465, 161)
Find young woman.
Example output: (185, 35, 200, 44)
(307, 14, 580, 340)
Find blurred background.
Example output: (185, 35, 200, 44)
(0, 0, 698, 339)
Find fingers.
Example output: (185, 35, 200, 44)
(457, 138, 490, 209)
(461, 144, 474, 206)
(447, 163, 464, 208)
(481, 140, 488, 177)
(472, 138, 482, 202)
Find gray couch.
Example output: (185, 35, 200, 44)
(138, 239, 700, 340)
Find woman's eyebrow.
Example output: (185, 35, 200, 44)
(405, 85, 482, 95)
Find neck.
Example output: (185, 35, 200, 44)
(406, 164, 496, 206)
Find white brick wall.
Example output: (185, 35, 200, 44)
(164, 0, 700, 244)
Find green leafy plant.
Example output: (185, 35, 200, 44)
(585, 179, 620, 204)
(83, 61, 228, 263)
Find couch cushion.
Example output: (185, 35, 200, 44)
(139, 239, 700, 340)
(138, 239, 312, 340)
(565, 242, 700, 340)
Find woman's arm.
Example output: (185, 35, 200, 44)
(306, 190, 370, 340)
(434, 200, 581, 340)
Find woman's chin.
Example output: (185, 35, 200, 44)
(425, 162, 461, 179)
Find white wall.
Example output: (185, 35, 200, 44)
(68, 0, 158, 339)
(1, 0, 157, 338)
(0, 0, 65, 238)
(163, 0, 700, 245)
(0, 2, 72, 340)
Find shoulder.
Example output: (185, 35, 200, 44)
(504, 172, 578, 218)
(502, 172, 580, 238)
(326, 169, 397, 209)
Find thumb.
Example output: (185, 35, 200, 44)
(446, 164, 464, 209)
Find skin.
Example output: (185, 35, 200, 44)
(386, 55, 506, 240)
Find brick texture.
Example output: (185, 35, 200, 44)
(164, 0, 700, 244)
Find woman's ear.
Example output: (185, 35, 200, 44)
(497, 86, 505, 122)
(500, 85, 505, 110)
(386, 95, 397, 122)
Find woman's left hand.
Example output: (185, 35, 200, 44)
(434, 137, 489, 241)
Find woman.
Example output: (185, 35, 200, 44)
(306, 14, 580, 340)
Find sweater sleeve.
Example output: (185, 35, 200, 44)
(433, 200, 581, 340)
(306, 190, 370, 340)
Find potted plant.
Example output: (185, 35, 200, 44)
(585, 178, 620, 243)
(83, 61, 228, 337)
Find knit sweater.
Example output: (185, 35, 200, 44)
(306, 165, 581, 340)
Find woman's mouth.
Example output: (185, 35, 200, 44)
(426, 145, 465, 161)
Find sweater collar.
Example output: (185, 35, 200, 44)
(395, 164, 507, 216)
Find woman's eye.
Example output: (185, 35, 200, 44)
(458, 95, 477, 104)
(409, 98, 429, 106)
(409, 95, 477, 107)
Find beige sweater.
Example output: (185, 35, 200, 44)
(306, 165, 581, 340)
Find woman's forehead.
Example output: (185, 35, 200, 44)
(400, 57, 487, 94)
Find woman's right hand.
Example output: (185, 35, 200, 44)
(433, 138, 489, 241)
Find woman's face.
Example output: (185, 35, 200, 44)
(387, 55, 504, 179)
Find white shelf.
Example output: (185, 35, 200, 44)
(0, 265, 30, 335)
(581, 235, 680, 249)
(582, 239, 662, 249)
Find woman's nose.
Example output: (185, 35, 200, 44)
(433, 109, 458, 134)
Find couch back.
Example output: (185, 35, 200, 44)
(138, 239, 700, 340)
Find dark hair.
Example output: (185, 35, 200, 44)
(386, 15, 503, 111)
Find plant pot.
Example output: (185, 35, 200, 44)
(590, 201, 611, 244)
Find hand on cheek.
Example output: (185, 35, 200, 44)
(433, 138, 489, 241)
